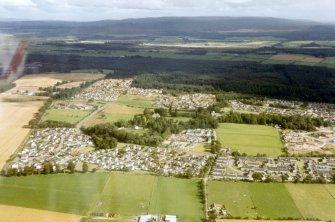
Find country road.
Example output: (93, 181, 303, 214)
(76, 103, 108, 129)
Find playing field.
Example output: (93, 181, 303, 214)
(216, 123, 283, 156)
(0, 96, 43, 169)
(42, 108, 92, 124)
(115, 95, 154, 108)
(84, 103, 144, 126)
(0, 173, 203, 222)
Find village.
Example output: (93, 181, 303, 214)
(155, 93, 216, 110)
(229, 99, 335, 123)
(211, 154, 335, 183)
(282, 127, 335, 154)
(7, 128, 211, 178)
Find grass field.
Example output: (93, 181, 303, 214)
(208, 181, 335, 221)
(0, 173, 203, 222)
(115, 95, 155, 108)
(84, 103, 143, 126)
(208, 182, 301, 219)
(285, 184, 335, 221)
(216, 123, 283, 156)
(41, 108, 91, 124)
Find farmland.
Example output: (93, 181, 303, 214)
(0, 173, 202, 222)
(84, 103, 144, 127)
(0, 96, 44, 169)
(0, 204, 80, 222)
(216, 123, 283, 156)
(41, 108, 92, 124)
(115, 95, 154, 108)
(208, 181, 335, 221)
(285, 184, 335, 221)
(7, 73, 105, 95)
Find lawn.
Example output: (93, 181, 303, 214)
(285, 184, 335, 221)
(115, 95, 154, 108)
(84, 104, 143, 126)
(208, 182, 302, 219)
(216, 123, 283, 156)
(41, 108, 91, 124)
(0, 173, 203, 222)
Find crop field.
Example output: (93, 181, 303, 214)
(41, 108, 91, 124)
(9, 73, 105, 94)
(216, 123, 283, 156)
(0, 173, 202, 222)
(115, 95, 154, 108)
(0, 96, 43, 169)
(0, 204, 80, 222)
(84, 103, 143, 126)
(285, 184, 335, 221)
(270, 54, 324, 63)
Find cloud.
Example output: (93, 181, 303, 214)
(0, 0, 334, 22)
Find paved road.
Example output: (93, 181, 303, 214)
(76, 104, 108, 129)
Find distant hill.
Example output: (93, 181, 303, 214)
(0, 16, 333, 40)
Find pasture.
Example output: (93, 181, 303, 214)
(0, 173, 203, 222)
(208, 182, 302, 219)
(0, 96, 43, 169)
(84, 103, 143, 126)
(270, 54, 323, 63)
(41, 108, 91, 124)
(115, 95, 154, 108)
(285, 184, 335, 221)
(216, 123, 283, 156)
(208, 181, 335, 221)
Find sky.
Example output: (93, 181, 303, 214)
(0, 0, 335, 22)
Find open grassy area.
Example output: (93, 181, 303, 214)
(285, 184, 335, 221)
(41, 108, 91, 124)
(84, 103, 143, 127)
(115, 95, 154, 108)
(0, 173, 203, 222)
(208, 181, 302, 219)
(216, 123, 283, 156)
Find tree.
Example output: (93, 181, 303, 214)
(82, 162, 89, 173)
(67, 161, 76, 174)
(332, 174, 335, 184)
(252, 172, 263, 181)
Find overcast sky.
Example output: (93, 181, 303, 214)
(0, 0, 334, 22)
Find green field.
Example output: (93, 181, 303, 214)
(208, 181, 335, 221)
(216, 123, 283, 156)
(285, 184, 335, 221)
(115, 95, 154, 108)
(0, 173, 203, 222)
(84, 104, 143, 127)
(41, 108, 91, 124)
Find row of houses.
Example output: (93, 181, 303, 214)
(229, 99, 335, 123)
(211, 156, 335, 182)
(53, 102, 95, 110)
